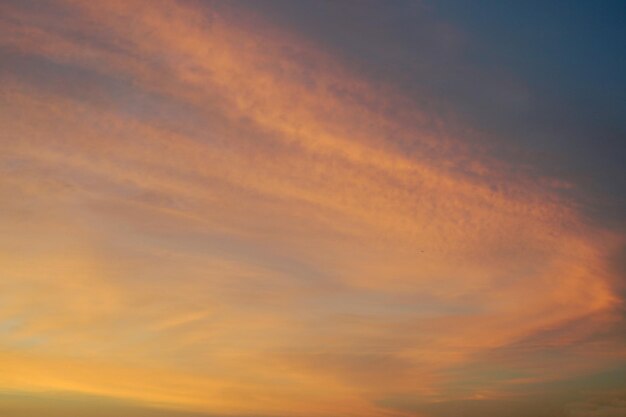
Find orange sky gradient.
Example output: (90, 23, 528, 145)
(1, 1, 625, 417)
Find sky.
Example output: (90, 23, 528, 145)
(0, 1, 625, 416)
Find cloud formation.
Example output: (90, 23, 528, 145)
(0, 1, 624, 416)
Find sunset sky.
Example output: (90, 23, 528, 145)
(1, 1, 625, 416)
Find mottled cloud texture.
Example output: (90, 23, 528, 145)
(0, 1, 625, 417)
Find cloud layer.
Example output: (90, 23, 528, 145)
(0, 1, 624, 416)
